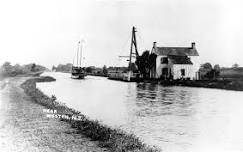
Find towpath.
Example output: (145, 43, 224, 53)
(0, 77, 107, 152)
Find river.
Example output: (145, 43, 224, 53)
(37, 72, 243, 152)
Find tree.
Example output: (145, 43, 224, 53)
(85, 67, 93, 73)
(135, 50, 150, 78)
(102, 65, 108, 75)
(55, 63, 72, 72)
(199, 63, 221, 80)
(1, 62, 12, 76)
(214, 64, 220, 72)
(52, 66, 56, 71)
(135, 50, 157, 79)
(12, 64, 24, 75)
(2, 62, 12, 70)
(199, 62, 213, 80)
(1, 62, 47, 77)
(31, 63, 36, 72)
(232, 63, 239, 68)
(214, 64, 220, 78)
(2, 62, 11, 67)
(201, 62, 212, 70)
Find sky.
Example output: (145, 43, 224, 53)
(0, 0, 243, 69)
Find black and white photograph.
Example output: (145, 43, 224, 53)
(0, 0, 243, 151)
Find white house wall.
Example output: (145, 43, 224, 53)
(190, 56, 200, 80)
(155, 55, 199, 79)
(155, 55, 167, 78)
(172, 64, 193, 79)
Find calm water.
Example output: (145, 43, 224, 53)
(38, 72, 243, 152)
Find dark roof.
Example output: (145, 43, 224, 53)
(168, 56, 193, 64)
(156, 47, 199, 56)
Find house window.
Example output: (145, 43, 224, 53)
(161, 57, 168, 64)
(181, 69, 185, 76)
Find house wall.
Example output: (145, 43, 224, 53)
(190, 56, 200, 80)
(155, 55, 168, 78)
(172, 64, 193, 79)
(154, 55, 199, 80)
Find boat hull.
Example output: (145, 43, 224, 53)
(108, 71, 140, 82)
(71, 66, 86, 79)
(71, 74, 85, 79)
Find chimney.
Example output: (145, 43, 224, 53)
(191, 42, 196, 49)
(153, 42, 157, 48)
(152, 42, 157, 53)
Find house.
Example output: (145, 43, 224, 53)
(150, 42, 199, 80)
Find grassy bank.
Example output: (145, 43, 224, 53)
(179, 80, 243, 91)
(21, 76, 159, 152)
(160, 79, 243, 91)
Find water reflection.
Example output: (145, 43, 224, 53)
(38, 72, 243, 152)
(134, 83, 196, 118)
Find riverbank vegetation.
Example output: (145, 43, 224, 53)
(51, 63, 109, 76)
(0, 61, 48, 78)
(21, 77, 159, 152)
(198, 62, 220, 80)
(161, 79, 243, 91)
(52, 63, 72, 73)
(135, 50, 157, 79)
(190, 63, 243, 91)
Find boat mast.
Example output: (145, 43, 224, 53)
(77, 41, 80, 66)
(80, 41, 82, 67)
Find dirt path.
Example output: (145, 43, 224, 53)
(0, 77, 107, 152)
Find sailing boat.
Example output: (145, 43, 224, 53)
(108, 26, 140, 82)
(71, 41, 86, 79)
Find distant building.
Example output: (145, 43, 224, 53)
(86, 66, 103, 74)
(150, 42, 199, 80)
(92, 67, 103, 74)
(107, 67, 128, 76)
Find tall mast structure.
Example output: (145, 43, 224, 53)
(119, 26, 139, 70)
(80, 41, 82, 67)
(77, 41, 80, 66)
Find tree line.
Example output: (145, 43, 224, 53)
(0, 62, 47, 77)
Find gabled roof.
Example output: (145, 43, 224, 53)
(156, 47, 199, 56)
(168, 56, 193, 64)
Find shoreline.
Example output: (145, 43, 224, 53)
(53, 71, 243, 91)
(0, 76, 107, 151)
(20, 76, 159, 152)
(96, 74, 243, 91)
(159, 79, 243, 91)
